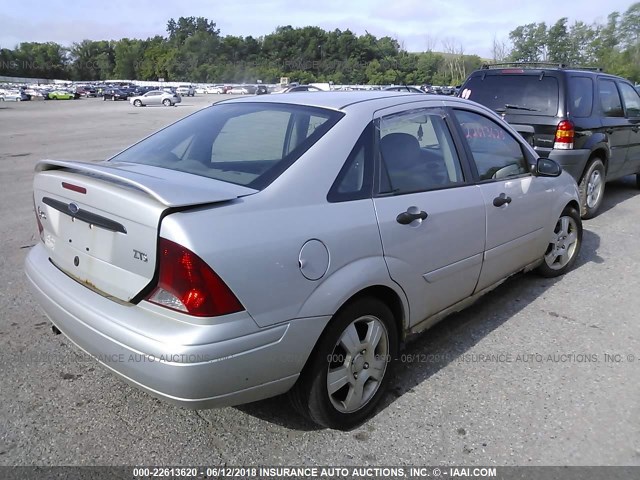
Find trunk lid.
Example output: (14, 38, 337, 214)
(34, 160, 257, 302)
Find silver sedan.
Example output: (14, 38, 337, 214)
(26, 92, 582, 430)
(129, 90, 181, 107)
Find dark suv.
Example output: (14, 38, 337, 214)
(102, 88, 129, 101)
(459, 63, 640, 218)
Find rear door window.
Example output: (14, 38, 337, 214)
(598, 79, 624, 117)
(462, 74, 559, 116)
(569, 76, 594, 117)
(618, 82, 640, 117)
(376, 109, 465, 195)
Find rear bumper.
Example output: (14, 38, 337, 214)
(25, 243, 329, 408)
(537, 148, 590, 181)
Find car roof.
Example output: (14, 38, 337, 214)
(217, 91, 459, 111)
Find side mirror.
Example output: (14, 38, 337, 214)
(536, 158, 562, 177)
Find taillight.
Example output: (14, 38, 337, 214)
(146, 238, 243, 317)
(554, 120, 574, 150)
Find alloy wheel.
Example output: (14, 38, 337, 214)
(327, 315, 389, 413)
(544, 215, 579, 270)
(586, 169, 603, 209)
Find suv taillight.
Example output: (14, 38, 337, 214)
(146, 238, 244, 317)
(554, 120, 574, 150)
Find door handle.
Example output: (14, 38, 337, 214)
(606, 128, 614, 135)
(493, 193, 512, 207)
(396, 208, 428, 225)
(632, 126, 639, 133)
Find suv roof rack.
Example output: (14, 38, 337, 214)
(482, 62, 566, 69)
(481, 62, 603, 72)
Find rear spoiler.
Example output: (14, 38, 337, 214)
(36, 159, 258, 207)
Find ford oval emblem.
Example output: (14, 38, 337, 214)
(68, 202, 80, 215)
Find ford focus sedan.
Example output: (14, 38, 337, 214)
(25, 92, 582, 430)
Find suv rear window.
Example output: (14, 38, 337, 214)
(462, 74, 559, 116)
(109, 103, 343, 190)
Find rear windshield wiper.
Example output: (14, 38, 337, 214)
(495, 104, 539, 113)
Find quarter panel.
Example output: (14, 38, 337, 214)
(295, 256, 408, 323)
(160, 197, 385, 327)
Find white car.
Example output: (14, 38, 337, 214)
(129, 90, 181, 107)
(195, 87, 207, 94)
(228, 85, 255, 95)
(206, 85, 225, 94)
(175, 85, 195, 97)
(1, 90, 26, 101)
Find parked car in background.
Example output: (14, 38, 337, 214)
(255, 85, 269, 95)
(459, 63, 640, 218)
(26, 92, 581, 430)
(384, 86, 426, 94)
(95, 85, 109, 96)
(76, 86, 97, 97)
(121, 87, 139, 97)
(206, 85, 225, 94)
(276, 85, 323, 93)
(0, 90, 30, 101)
(133, 86, 155, 96)
(129, 90, 181, 107)
(176, 85, 195, 97)
(36, 89, 52, 100)
(228, 85, 256, 95)
(102, 88, 129, 101)
(195, 86, 207, 94)
(47, 91, 75, 100)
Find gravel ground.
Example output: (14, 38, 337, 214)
(0, 95, 639, 467)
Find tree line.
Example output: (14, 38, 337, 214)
(503, 2, 639, 81)
(0, 3, 638, 85)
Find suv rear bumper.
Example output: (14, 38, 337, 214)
(538, 148, 590, 181)
(25, 243, 329, 408)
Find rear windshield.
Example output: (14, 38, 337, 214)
(463, 74, 560, 116)
(109, 103, 343, 190)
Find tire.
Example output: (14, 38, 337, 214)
(537, 206, 582, 278)
(103, 96, 106, 101)
(133, 99, 142, 107)
(112, 95, 116, 101)
(288, 297, 398, 430)
(579, 158, 605, 219)
(162, 99, 171, 106)
(636, 173, 640, 189)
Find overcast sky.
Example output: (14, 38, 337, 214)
(0, 0, 636, 58)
